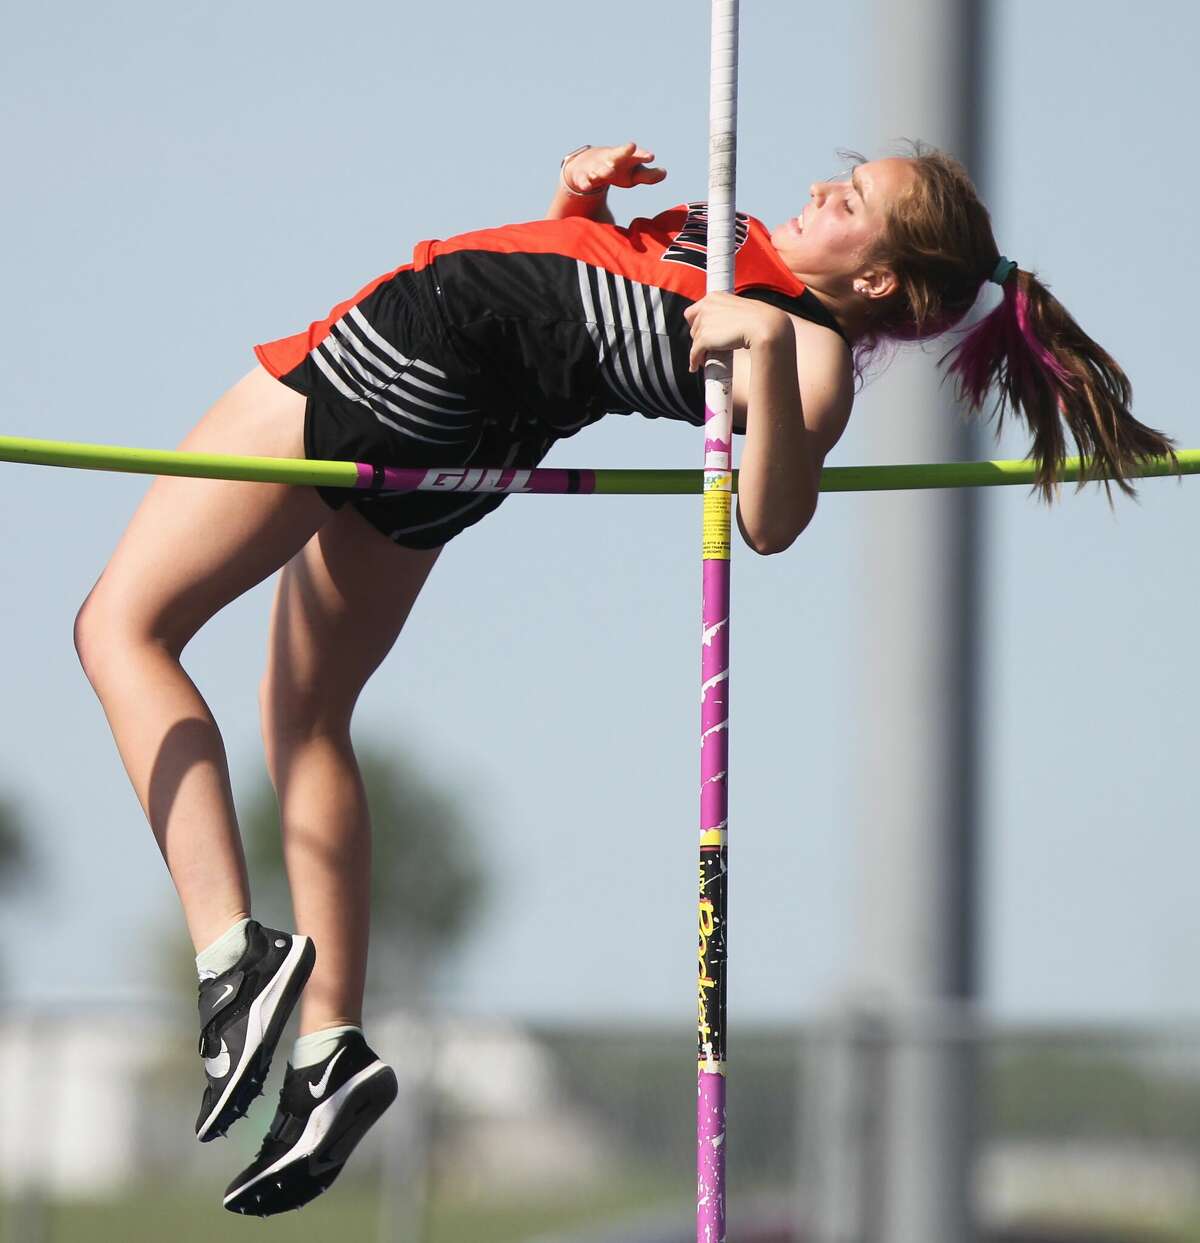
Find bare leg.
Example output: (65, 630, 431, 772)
(74, 367, 332, 951)
(260, 508, 441, 1033)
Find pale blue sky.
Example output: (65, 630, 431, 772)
(0, 1, 1196, 1023)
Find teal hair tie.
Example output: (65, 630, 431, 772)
(990, 256, 1018, 285)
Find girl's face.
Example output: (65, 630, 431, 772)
(771, 157, 916, 292)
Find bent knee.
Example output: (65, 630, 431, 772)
(73, 593, 94, 672)
(75, 581, 179, 685)
(74, 588, 116, 684)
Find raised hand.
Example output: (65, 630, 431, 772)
(561, 143, 667, 195)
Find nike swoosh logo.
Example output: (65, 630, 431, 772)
(201, 981, 236, 1024)
(308, 1047, 346, 1099)
(204, 1039, 231, 1079)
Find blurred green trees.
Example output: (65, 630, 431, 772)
(0, 797, 32, 888)
(0, 791, 37, 987)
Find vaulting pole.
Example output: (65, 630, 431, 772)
(697, 5, 737, 1242)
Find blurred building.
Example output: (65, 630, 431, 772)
(0, 1007, 612, 1200)
(0, 1009, 174, 1196)
(5, 1007, 1200, 1241)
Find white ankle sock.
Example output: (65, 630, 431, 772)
(291, 1025, 362, 1070)
(195, 918, 251, 981)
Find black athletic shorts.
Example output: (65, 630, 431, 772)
(257, 265, 555, 549)
(301, 393, 554, 549)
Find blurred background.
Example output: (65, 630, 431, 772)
(1, 1, 1198, 1240)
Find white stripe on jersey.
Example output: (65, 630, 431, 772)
(609, 276, 668, 417)
(330, 318, 400, 387)
(346, 306, 453, 383)
(311, 348, 468, 446)
(591, 270, 643, 409)
(646, 285, 696, 417)
(317, 338, 473, 439)
(622, 279, 686, 419)
(575, 263, 642, 414)
(328, 323, 476, 419)
(575, 260, 698, 424)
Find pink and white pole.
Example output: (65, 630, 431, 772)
(697, 5, 737, 1243)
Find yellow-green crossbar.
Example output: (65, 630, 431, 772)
(0, 434, 1196, 494)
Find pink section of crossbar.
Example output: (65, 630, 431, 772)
(353, 463, 591, 494)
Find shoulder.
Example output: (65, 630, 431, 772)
(789, 313, 853, 389)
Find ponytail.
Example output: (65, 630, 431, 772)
(941, 269, 1175, 502)
(860, 145, 1176, 500)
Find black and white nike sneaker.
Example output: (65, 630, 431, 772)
(223, 1030, 398, 1216)
(194, 921, 315, 1142)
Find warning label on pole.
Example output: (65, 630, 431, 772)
(702, 488, 732, 560)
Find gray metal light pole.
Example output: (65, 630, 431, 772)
(814, 3, 986, 1242)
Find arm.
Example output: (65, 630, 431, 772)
(685, 294, 853, 554)
(734, 320, 851, 552)
(545, 142, 666, 224)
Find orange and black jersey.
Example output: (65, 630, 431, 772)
(412, 201, 846, 433)
(256, 202, 847, 451)
(254, 203, 847, 548)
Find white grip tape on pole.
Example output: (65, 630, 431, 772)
(707, 0, 739, 295)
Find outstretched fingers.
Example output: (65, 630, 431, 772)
(563, 142, 668, 194)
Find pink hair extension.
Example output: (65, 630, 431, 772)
(1012, 282, 1075, 387)
(945, 277, 1074, 415)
